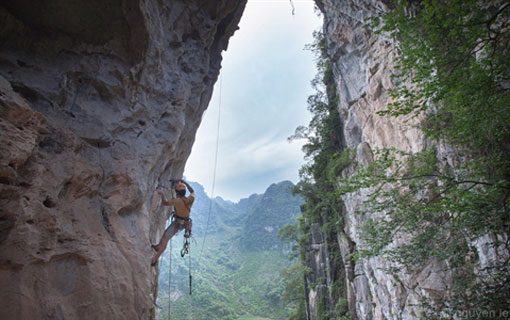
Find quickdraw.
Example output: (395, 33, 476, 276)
(178, 218, 193, 296)
(180, 219, 192, 257)
(181, 236, 190, 257)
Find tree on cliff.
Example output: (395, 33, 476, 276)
(340, 0, 510, 318)
(283, 30, 352, 320)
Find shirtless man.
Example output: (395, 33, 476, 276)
(151, 179, 195, 266)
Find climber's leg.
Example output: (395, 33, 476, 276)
(151, 222, 179, 266)
(152, 223, 175, 251)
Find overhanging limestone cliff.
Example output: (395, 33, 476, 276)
(0, 1, 246, 319)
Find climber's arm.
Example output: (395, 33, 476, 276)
(180, 179, 194, 194)
(156, 189, 177, 206)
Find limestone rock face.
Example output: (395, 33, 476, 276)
(303, 220, 340, 320)
(0, 1, 246, 319)
(310, 0, 449, 319)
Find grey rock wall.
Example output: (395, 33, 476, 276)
(312, 0, 449, 319)
(0, 1, 246, 319)
(304, 222, 334, 320)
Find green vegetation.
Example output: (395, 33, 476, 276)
(284, 1, 510, 319)
(282, 31, 352, 320)
(156, 181, 302, 320)
(336, 0, 510, 318)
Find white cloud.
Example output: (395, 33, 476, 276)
(219, 135, 306, 180)
(184, 1, 321, 201)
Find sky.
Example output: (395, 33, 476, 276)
(184, 0, 323, 202)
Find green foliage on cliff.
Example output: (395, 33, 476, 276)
(283, 31, 352, 320)
(371, 0, 510, 159)
(342, 0, 510, 318)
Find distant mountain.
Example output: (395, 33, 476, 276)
(235, 192, 263, 214)
(156, 180, 303, 320)
(212, 196, 237, 211)
(185, 180, 302, 249)
(239, 181, 302, 251)
(183, 181, 245, 235)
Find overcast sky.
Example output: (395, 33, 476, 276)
(185, 0, 323, 202)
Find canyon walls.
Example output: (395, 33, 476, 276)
(1, 1, 498, 319)
(304, 0, 460, 319)
(0, 1, 246, 319)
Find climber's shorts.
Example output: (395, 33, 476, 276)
(163, 221, 183, 238)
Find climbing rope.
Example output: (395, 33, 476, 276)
(189, 250, 194, 320)
(188, 72, 223, 320)
(197, 73, 222, 265)
(168, 238, 172, 319)
(163, 69, 223, 320)
(156, 178, 197, 320)
(188, 248, 193, 296)
(164, 180, 176, 319)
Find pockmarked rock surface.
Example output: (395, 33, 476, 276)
(0, 1, 246, 319)
(305, 0, 455, 319)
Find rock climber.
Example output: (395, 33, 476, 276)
(151, 179, 195, 266)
